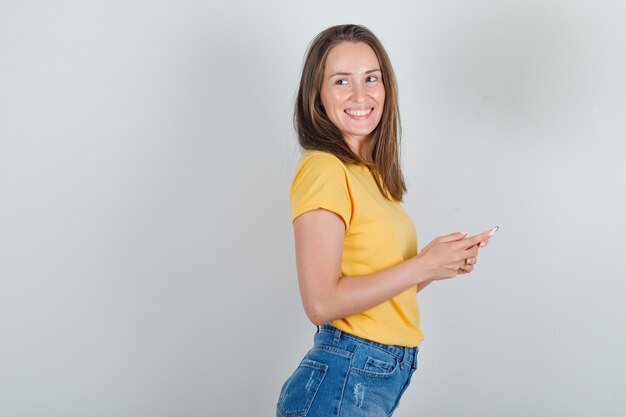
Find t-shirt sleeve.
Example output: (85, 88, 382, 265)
(290, 152, 353, 230)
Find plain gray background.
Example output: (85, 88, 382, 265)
(1, 0, 624, 416)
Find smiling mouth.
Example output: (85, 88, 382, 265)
(344, 108, 373, 118)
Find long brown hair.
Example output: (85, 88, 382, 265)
(294, 24, 407, 201)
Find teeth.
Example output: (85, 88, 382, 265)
(345, 108, 371, 117)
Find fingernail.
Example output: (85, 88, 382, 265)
(480, 242, 486, 247)
(460, 231, 468, 236)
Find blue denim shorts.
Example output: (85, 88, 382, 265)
(276, 323, 419, 417)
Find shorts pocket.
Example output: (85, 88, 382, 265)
(365, 356, 394, 373)
(277, 359, 328, 417)
(350, 348, 400, 379)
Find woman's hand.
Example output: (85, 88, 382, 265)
(414, 229, 494, 281)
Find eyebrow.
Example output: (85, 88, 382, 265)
(328, 69, 381, 79)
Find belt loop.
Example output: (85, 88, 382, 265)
(333, 327, 342, 342)
(401, 347, 409, 370)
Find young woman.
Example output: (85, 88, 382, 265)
(276, 24, 495, 417)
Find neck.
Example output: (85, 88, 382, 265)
(345, 135, 372, 160)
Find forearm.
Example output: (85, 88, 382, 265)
(416, 279, 433, 293)
(310, 256, 430, 325)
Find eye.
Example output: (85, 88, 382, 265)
(335, 78, 349, 85)
(366, 75, 379, 82)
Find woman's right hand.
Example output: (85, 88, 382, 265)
(414, 229, 495, 281)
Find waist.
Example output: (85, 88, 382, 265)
(316, 322, 418, 369)
(327, 287, 423, 346)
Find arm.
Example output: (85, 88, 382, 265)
(416, 279, 433, 294)
(293, 208, 431, 326)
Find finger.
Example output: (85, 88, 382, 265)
(457, 230, 493, 249)
(459, 247, 478, 261)
(459, 264, 474, 274)
(465, 257, 477, 265)
(438, 231, 469, 244)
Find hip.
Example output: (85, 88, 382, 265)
(276, 323, 419, 417)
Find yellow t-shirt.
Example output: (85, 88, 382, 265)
(290, 149, 424, 347)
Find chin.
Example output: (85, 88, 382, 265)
(349, 128, 376, 137)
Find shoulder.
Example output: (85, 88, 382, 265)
(295, 150, 347, 173)
(290, 150, 351, 194)
(290, 150, 353, 227)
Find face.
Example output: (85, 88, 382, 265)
(320, 41, 385, 153)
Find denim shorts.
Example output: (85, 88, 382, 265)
(276, 323, 419, 417)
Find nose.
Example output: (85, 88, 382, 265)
(351, 81, 366, 103)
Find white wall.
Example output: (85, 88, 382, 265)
(1, 1, 624, 416)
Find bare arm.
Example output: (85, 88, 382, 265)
(415, 280, 433, 294)
(293, 208, 432, 326)
(294, 208, 493, 325)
